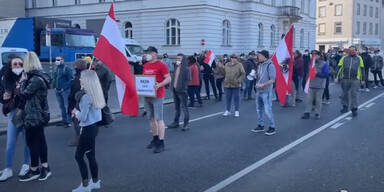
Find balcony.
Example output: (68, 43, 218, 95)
(278, 6, 302, 22)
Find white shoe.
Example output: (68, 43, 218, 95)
(365, 88, 370, 92)
(235, 111, 240, 117)
(18, 164, 29, 177)
(0, 168, 13, 182)
(373, 86, 378, 89)
(223, 111, 231, 116)
(89, 179, 101, 190)
(72, 184, 91, 192)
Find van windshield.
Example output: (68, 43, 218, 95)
(126, 45, 144, 56)
(65, 34, 96, 47)
(1, 52, 27, 67)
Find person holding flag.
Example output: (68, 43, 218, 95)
(301, 50, 329, 120)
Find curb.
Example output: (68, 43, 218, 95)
(0, 98, 175, 136)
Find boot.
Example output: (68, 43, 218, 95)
(146, 136, 159, 149)
(153, 140, 165, 153)
(351, 108, 358, 117)
(340, 106, 348, 113)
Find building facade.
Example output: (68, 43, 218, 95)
(0, 0, 25, 18)
(24, 0, 316, 55)
(316, 0, 384, 52)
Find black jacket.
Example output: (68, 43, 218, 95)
(360, 52, 373, 70)
(2, 69, 23, 115)
(68, 69, 82, 114)
(243, 58, 257, 76)
(94, 63, 113, 99)
(171, 57, 191, 93)
(20, 70, 51, 128)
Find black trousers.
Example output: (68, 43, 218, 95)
(322, 77, 330, 100)
(373, 71, 384, 86)
(203, 75, 218, 99)
(188, 86, 202, 106)
(26, 126, 48, 168)
(75, 124, 99, 181)
(216, 78, 224, 99)
(173, 90, 189, 124)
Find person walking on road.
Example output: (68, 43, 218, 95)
(301, 50, 329, 120)
(251, 50, 277, 136)
(371, 49, 384, 88)
(222, 54, 245, 117)
(142, 46, 171, 154)
(68, 59, 88, 147)
(71, 70, 105, 192)
(167, 54, 191, 131)
(53, 56, 73, 128)
(336, 46, 364, 117)
(18, 52, 52, 182)
(0, 56, 30, 182)
(188, 56, 203, 107)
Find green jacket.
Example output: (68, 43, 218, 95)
(337, 55, 364, 81)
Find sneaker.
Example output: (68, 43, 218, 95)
(265, 127, 277, 136)
(38, 166, 51, 181)
(181, 123, 190, 132)
(0, 168, 13, 182)
(315, 114, 321, 119)
(64, 123, 71, 128)
(324, 100, 331, 105)
(365, 88, 370, 92)
(19, 169, 40, 182)
(301, 113, 310, 119)
(89, 179, 101, 190)
(154, 140, 165, 154)
(352, 108, 358, 117)
(167, 122, 179, 129)
(234, 111, 240, 117)
(251, 125, 265, 133)
(72, 183, 91, 192)
(223, 111, 231, 116)
(373, 86, 378, 89)
(18, 164, 29, 177)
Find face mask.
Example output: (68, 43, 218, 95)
(175, 61, 181, 66)
(12, 68, 23, 76)
(55, 61, 62, 65)
(145, 54, 153, 61)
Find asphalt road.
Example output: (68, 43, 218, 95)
(0, 84, 384, 192)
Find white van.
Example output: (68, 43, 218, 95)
(0, 47, 28, 69)
(123, 39, 144, 64)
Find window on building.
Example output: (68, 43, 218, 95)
(356, 21, 360, 34)
(357, 3, 360, 15)
(369, 23, 373, 35)
(52, 0, 57, 6)
(292, 0, 296, 6)
(375, 23, 379, 35)
(300, 29, 304, 48)
(364, 4, 367, 16)
(363, 22, 367, 34)
(75, 0, 80, 5)
(318, 23, 326, 35)
(31, 0, 37, 8)
(334, 22, 342, 34)
(301, 0, 305, 13)
(166, 19, 181, 46)
(376, 7, 379, 18)
(319, 6, 326, 18)
(307, 31, 310, 48)
(370, 6, 373, 17)
(271, 0, 276, 6)
(270, 25, 276, 47)
(308, 0, 311, 14)
(258, 23, 264, 47)
(335, 4, 343, 16)
(99, 0, 105, 3)
(124, 22, 133, 39)
(222, 20, 231, 46)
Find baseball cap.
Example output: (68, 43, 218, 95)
(145, 46, 158, 53)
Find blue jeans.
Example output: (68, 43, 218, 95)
(225, 88, 240, 111)
(56, 88, 71, 123)
(256, 90, 276, 128)
(243, 79, 254, 99)
(5, 110, 30, 168)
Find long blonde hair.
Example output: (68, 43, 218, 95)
(80, 70, 106, 109)
(23, 51, 42, 72)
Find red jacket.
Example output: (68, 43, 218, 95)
(188, 64, 200, 86)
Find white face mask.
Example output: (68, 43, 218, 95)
(175, 61, 181, 66)
(55, 61, 62, 65)
(145, 54, 153, 61)
(12, 68, 23, 76)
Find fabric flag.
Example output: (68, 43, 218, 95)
(271, 25, 294, 105)
(304, 53, 317, 94)
(204, 50, 215, 66)
(93, 3, 139, 116)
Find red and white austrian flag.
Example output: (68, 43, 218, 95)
(94, 3, 139, 116)
(204, 50, 216, 66)
(304, 53, 317, 94)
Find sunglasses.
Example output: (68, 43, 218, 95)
(56, 59, 62, 61)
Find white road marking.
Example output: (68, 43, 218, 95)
(365, 102, 375, 108)
(330, 122, 344, 129)
(178, 112, 224, 125)
(345, 117, 352, 121)
(203, 92, 384, 192)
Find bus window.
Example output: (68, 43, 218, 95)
(40, 33, 64, 46)
(65, 34, 96, 48)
